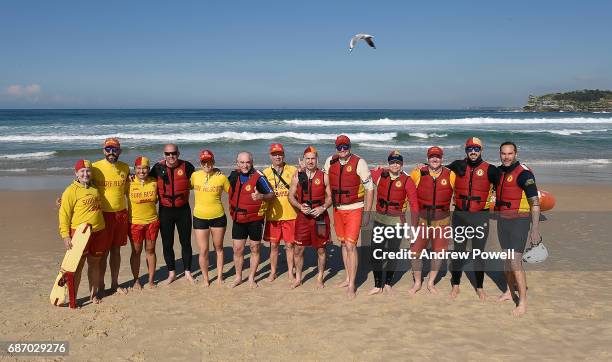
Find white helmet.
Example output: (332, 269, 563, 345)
(523, 240, 548, 263)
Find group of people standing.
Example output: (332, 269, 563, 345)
(58, 134, 541, 316)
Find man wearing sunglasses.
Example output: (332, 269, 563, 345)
(323, 135, 374, 299)
(149, 144, 196, 285)
(446, 137, 500, 300)
(91, 137, 130, 297)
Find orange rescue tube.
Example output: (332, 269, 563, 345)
(538, 190, 556, 211)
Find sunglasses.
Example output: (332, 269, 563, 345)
(104, 146, 120, 154)
(336, 145, 350, 151)
(164, 151, 178, 156)
(388, 160, 403, 165)
(465, 147, 482, 153)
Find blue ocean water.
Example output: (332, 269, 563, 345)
(1, 109, 611, 186)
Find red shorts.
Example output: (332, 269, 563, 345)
(70, 228, 107, 257)
(103, 209, 129, 248)
(294, 212, 330, 249)
(129, 220, 160, 244)
(333, 208, 363, 244)
(264, 220, 296, 244)
(409, 221, 451, 254)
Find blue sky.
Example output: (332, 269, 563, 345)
(1, 0, 611, 108)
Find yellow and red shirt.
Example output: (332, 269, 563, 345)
(91, 159, 130, 212)
(127, 177, 158, 225)
(263, 164, 298, 221)
(59, 181, 105, 238)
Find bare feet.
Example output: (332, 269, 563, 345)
(132, 280, 143, 291)
(90, 295, 102, 304)
(476, 288, 487, 301)
(248, 278, 258, 289)
(427, 283, 438, 295)
(216, 278, 224, 287)
(449, 285, 460, 299)
(266, 273, 277, 283)
(336, 279, 349, 288)
(497, 291, 513, 302)
(163, 271, 176, 286)
(109, 285, 128, 295)
(184, 272, 196, 285)
(146, 283, 155, 289)
(347, 286, 356, 300)
(315, 276, 325, 290)
(367, 287, 382, 296)
(512, 303, 526, 317)
(228, 278, 242, 288)
(290, 279, 302, 289)
(407, 283, 422, 295)
(200, 279, 210, 288)
(383, 285, 395, 296)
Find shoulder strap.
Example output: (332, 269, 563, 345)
(271, 166, 291, 189)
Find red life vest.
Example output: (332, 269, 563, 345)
(495, 162, 531, 219)
(376, 170, 410, 216)
(228, 169, 267, 223)
(296, 169, 326, 207)
(156, 160, 191, 208)
(454, 160, 492, 212)
(416, 166, 453, 221)
(328, 154, 364, 207)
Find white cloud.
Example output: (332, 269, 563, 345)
(5, 84, 42, 97)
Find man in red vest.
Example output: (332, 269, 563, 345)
(447, 137, 500, 300)
(369, 150, 419, 296)
(495, 141, 541, 316)
(409, 146, 456, 295)
(288, 146, 332, 289)
(228, 151, 275, 288)
(324, 135, 374, 299)
(149, 144, 196, 285)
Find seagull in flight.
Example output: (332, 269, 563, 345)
(349, 34, 376, 52)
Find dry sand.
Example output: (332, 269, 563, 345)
(1, 184, 611, 360)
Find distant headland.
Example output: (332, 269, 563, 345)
(523, 89, 612, 112)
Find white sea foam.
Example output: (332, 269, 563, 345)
(0, 151, 57, 159)
(0, 132, 397, 143)
(358, 143, 461, 150)
(283, 117, 612, 127)
(0, 168, 28, 172)
(408, 132, 448, 139)
(526, 159, 611, 166)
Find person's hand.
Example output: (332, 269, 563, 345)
(311, 206, 324, 218)
(63, 237, 73, 250)
(55, 197, 62, 209)
(251, 190, 261, 201)
(300, 203, 312, 215)
(416, 163, 426, 169)
(297, 157, 305, 172)
(529, 228, 541, 245)
(129, 173, 136, 182)
(361, 211, 371, 227)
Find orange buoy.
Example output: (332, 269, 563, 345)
(538, 190, 556, 211)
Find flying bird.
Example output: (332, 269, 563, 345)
(349, 34, 376, 52)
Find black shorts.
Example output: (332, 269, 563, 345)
(193, 214, 227, 229)
(497, 217, 531, 252)
(232, 220, 264, 242)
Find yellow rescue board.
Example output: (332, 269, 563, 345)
(50, 223, 91, 307)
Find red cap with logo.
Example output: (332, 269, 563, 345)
(103, 137, 121, 148)
(465, 137, 483, 148)
(199, 149, 215, 162)
(427, 146, 444, 158)
(335, 135, 351, 147)
(269, 143, 284, 154)
(74, 159, 92, 172)
(134, 156, 150, 167)
(303, 146, 318, 156)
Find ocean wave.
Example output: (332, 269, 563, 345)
(525, 159, 611, 166)
(0, 151, 57, 160)
(283, 117, 612, 127)
(0, 132, 397, 143)
(408, 132, 448, 139)
(0, 168, 28, 172)
(358, 143, 461, 150)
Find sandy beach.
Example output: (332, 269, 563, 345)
(1, 183, 612, 360)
